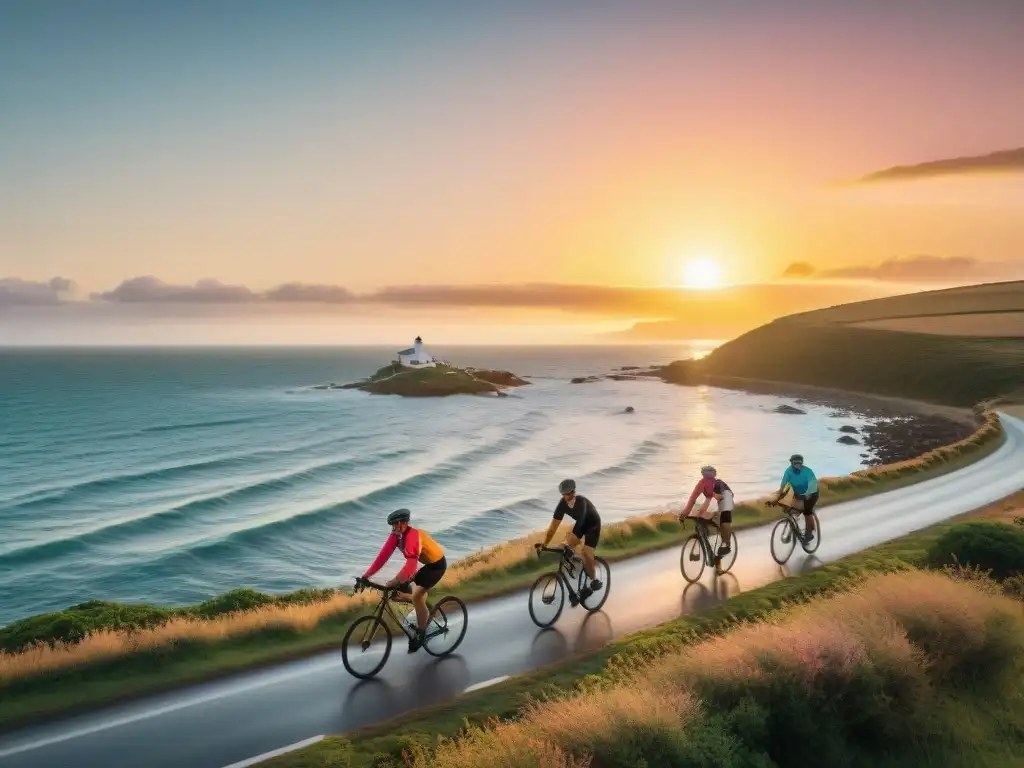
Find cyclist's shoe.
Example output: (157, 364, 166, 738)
(568, 591, 580, 607)
(717, 545, 731, 556)
(407, 629, 425, 654)
(589, 579, 603, 592)
(689, 549, 701, 562)
(578, 586, 594, 603)
(803, 531, 815, 544)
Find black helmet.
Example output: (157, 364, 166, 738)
(558, 478, 576, 495)
(789, 454, 804, 464)
(387, 508, 411, 525)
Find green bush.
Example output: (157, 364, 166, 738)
(194, 588, 277, 617)
(0, 600, 176, 652)
(927, 522, 1024, 581)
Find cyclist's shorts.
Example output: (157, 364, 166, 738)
(797, 492, 819, 516)
(413, 555, 447, 590)
(572, 514, 601, 548)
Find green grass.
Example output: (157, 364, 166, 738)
(267, 506, 1024, 768)
(0, 408, 1005, 732)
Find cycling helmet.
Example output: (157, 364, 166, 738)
(558, 478, 576, 495)
(789, 454, 804, 464)
(387, 508, 411, 526)
(700, 465, 717, 477)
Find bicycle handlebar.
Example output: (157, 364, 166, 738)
(354, 577, 401, 594)
(535, 544, 575, 558)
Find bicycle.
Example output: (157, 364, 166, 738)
(679, 515, 739, 583)
(341, 578, 468, 680)
(766, 500, 821, 564)
(528, 545, 611, 628)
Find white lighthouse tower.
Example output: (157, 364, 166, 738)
(396, 336, 436, 368)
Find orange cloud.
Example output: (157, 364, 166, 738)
(780, 256, 1024, 284)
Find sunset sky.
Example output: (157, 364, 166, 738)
(2, 1, 1023, 344)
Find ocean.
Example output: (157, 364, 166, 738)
(0, 345, 873, 626)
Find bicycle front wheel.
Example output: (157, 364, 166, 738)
(423, 595, 468, 657)
(580, 556, 611, 612)
(528, 572, 566, 628)
(341, 615, 392, 680)
(770, 518, 797, 564)
(801, 514, 821, 554)
(680, 535, 706, 583)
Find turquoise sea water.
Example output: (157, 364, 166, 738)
(0, 345, 872, 625)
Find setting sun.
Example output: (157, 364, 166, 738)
(681, 258, 724, 290)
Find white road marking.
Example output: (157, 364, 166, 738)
(463, 674, 509, 693)
(219, 735, 325, 768)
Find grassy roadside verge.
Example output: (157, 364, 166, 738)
(0, 410, 1007, 732)
(267, 490, 1024, 768)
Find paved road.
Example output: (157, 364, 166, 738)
(3, 412, 1023, 768)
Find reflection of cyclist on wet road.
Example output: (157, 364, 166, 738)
(534, 478, 603, 603)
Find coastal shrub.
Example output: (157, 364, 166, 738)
(195, 588, 278, 617)
(405, 572, 1024, 768)
(1002, 574, 1024, 601)
(0, 601, 176, 653)
(927, 521, 1024, 581)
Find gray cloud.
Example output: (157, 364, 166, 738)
(859, 147, 1024, 183)
(93, 276, 258, 303)
(262, 283, 354, 303)
(0, 277, 75, 306)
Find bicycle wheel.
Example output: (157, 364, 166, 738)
(716, 531, 739, 574)
(680, 535, 707, 583)
(341, 615, 392, 680)
(528, 572, 566, 628)
(801, 514, 821, 554)
(423, 596, 468, 657)
(770, 518, 797, 564)
(579, 556, 611, 612)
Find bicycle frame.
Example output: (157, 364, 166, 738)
(357, 579, 444, 642)
(538, 546, 587, 597)
(777, 504, 808, 535)
(693, 519, 719, 564)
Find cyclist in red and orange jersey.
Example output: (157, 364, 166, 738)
(359, 508, 446, 653)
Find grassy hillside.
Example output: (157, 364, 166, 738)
(780, 279, 1024, 325)
(659, 281, 1024, 406)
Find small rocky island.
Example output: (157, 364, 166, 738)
(319, 336, 530, 397)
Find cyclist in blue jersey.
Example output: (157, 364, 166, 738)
(766, 454, 819, 544)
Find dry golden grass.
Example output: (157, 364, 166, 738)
(414, 571, 1022, 767)
(852, 311, 1024, 337)
(0, 410, 1004, 687)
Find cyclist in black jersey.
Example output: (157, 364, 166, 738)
(534, 478, 604, 603)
